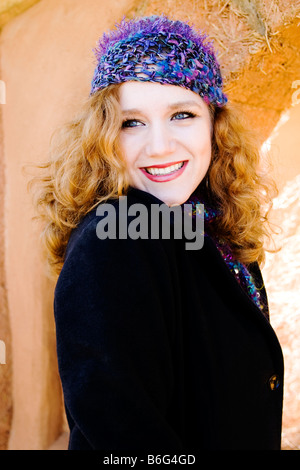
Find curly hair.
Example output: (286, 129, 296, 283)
(205, 103, 278, 267)
(29, 83, 277, 278)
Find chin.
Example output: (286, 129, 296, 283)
(157, 191, 192, 207)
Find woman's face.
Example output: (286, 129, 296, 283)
(118, 81, 212, 206)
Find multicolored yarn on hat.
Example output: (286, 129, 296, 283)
(90, 15, 228, 107)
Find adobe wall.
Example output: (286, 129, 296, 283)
(0, 75, 12, 450)
(0, 0, 137, 450)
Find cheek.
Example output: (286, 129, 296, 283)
(119, 136, 144, 183)
(119, 135, 136, 167)
(193, 128, 212, 164)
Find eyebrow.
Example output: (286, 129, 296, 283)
(121, 100, 203, 114)
(167, 100, 203, 110)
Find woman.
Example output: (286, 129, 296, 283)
(32, 15, 283, 450)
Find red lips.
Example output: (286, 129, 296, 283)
(143, 160, 186, 169)
(140, 160, 188, 183)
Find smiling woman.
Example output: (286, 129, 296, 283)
(30, 15, 283, 451)
(118, 81, 212, 206)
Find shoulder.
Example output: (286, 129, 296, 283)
(68, 186, 162, 239)
(54, 189, 179, 326)
(66, 186, 179, 250)
(58, 188, 175, 284)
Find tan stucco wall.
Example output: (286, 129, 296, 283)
(0, 84, 12, 449)
(262, 101, 300, 449)
(267, 104, 300, 192)
(0, 0, 136, 450)
(0, 0, 299, 450)
(0, 0, 41, 29)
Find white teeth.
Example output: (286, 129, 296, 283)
(145, 161, 184, 175)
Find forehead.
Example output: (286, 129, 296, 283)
(118, 81, 207, 112)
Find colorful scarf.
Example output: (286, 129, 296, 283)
(188, 196, 268, 319)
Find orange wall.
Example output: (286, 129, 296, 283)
(0, 0, 135, 450)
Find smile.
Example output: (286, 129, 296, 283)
(140, 161, 188, 182)
(145, 161, 184, 175)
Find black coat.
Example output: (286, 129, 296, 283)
(54, 187, 284, 451)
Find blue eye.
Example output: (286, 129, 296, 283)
(172, 112, 196, 120)
(121, 119, 143, 128)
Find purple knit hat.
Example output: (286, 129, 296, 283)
(90, 15, 227, 107)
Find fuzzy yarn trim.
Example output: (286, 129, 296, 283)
(90, 15, 227, 107)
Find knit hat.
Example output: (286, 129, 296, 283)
(90, 15, 227, 107)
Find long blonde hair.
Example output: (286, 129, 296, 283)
(30, 83, 277, 277)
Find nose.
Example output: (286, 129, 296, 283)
(145, 122, 175, 159)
